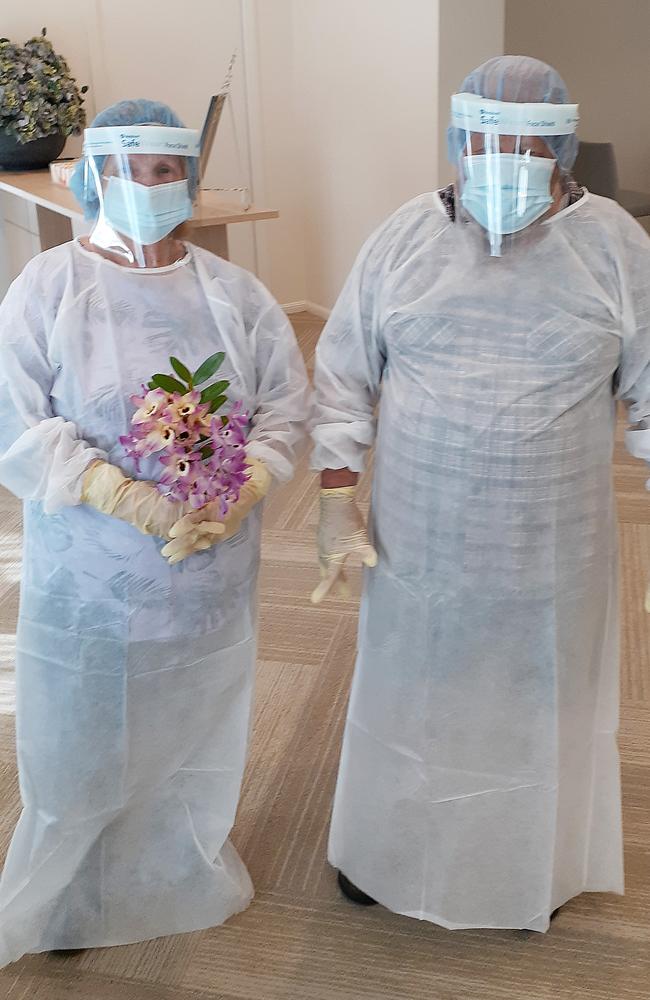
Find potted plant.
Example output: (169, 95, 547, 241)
(0, 28, 88, 171)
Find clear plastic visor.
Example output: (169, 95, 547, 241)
(82, 125, 200, 267)
(450, 94, 579, 256)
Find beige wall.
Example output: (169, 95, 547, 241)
(291, 0, 441, 311)
(288, 0, 505, 311)
(86, 0, 256, 271)
(438, 0, 506, 187)
(251, 0, 307, 306)
(1, 1, 507, 309)
(505, 0, 650, 191)
(0, 0, 306, 304)
(0, 1, 257, 293)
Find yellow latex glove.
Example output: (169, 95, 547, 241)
(81, 460, 187, 540)
(161, 457, 272, 565)
(310, 486, 378, 605)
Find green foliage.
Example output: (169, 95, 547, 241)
(193, 352, 225, 385)
(150, 373, 188, 395)
(170, 357, 193, 386)
(0, 29, 88, 143)
(150, 354, 231, 416)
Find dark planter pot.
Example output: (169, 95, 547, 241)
(0, 131, 66, 171)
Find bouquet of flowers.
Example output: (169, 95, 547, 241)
(120, 351, 250, 516)
(0, 28, 88, 143)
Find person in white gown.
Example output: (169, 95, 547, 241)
(0, 98, 310, 965)
(311, 56, 650, 932)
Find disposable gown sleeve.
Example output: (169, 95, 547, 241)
(310, 223, 389, 473)
(244, 277, 311, 483)
(615, 216, 650, 463)
(0, 259, 106, 512)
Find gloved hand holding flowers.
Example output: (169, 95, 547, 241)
(83, 350, 270, 562)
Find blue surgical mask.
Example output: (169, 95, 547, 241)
(102, 175, 192, 245)
(461, 153, 556, 236)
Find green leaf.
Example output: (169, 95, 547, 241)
(147, 379, 157, 390)
(208, 395, 228, 414)
(206, 379, 230, 397)
(193, 352, 225, 385)
(221, 415, 229, 427)
(170, 356, 192, 386)
(151, 373, 187, 394)
(200, 382, 230, 404)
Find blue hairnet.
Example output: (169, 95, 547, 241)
(70, 99, 199, 219)
(447, 55, 578, 173)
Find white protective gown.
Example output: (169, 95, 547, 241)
(0, 240, 309, 964)
(312, 191, 650, 932)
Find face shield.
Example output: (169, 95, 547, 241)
(81, 124, 201, 266)
(450, 93, 579, 256)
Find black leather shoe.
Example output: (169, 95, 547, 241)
(337, 870, 378, 906)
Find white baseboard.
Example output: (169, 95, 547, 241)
(282, 299, 331, 320)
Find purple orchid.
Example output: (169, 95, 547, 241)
(121, 355, 250, 517)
